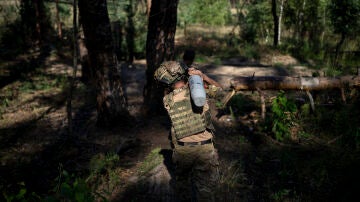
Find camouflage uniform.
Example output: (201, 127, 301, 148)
(163, 85, 220, 202)
(155, 61, 222, 201)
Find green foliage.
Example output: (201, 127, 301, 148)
(271, 189, 291, 201)
(19, 74, 68, 93)
(0, 1, 25, 57)
(216, 160, 245, 199)
(45, 2, 72, 30)
(0, 20, 26, 58)
(54, 171, 94, 202)
(178, 0, 232, 26)
(49, 166, 96, 202)
(107, 0, 148, 59)
(324, 66, 342, 77)
(2, 182, 40, 202)
(271, 91, 297, 141)
(328, 0, 360, 37)
(137, 147, 163, 176)
(86, 152, 121, 194)
(89, 152, 119, 175)
(2, 97, 9, 108)
(242, 44, 261, 60)
(331, 104, 360, 149)
(239, 0, 272, 44)
(228, 93, 257, 114)
(2, 156, 119, 202)
(2, 176, 95, 202)
(0, 2, 18, 26)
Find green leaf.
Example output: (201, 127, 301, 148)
(75, 192, 85, 202)
(60, 183, 73, 198)
(15, 188, 27, 199)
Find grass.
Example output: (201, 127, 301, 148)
(86, 152, 123, 199)
(137, 147, 164, 176)
(18, 74, 68, 93)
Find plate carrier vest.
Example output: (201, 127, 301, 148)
(164, 87, 213, 140)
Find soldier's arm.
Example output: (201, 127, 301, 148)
(188, 67, 223, 89)
(202, 73, 223, 89)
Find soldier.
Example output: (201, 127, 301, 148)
(154, 61, 222, 202)
(181, 49, 223, 89)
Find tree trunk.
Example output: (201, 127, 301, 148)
(78, 0, 130, 126)
(20, 0, 50, 46)
(126, 0, 135, 65)
(78, 26, 92, 84)
(230, 76, 360, 91)
(55, 0, 62, 39)
(272, 0, 279, 47)
(294, 0, 306, 43)
(143, 0, 179, 115)
(147, 0, 151, 17)
(278, 0, 285, 45)
(34, 0, 41, 43)
(334, 33, 346, 67)
(299, 0, 306, 43)
(111, 21, 123, 61)
(67, 0, 78, 136)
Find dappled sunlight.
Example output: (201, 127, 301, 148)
(0, 0, 359, 200)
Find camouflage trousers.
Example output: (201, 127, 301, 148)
(172, 142, 220, 202)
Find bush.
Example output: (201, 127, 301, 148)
(270, 91, 297, 141)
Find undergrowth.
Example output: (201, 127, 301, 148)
(223, 88, 360, 200)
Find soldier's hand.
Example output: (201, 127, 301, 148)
(188, 67, 203, 78)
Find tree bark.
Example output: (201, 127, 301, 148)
(55, 0, 62, 39)
(334, 33, 346, 67)
(147, 0, 151, 17)
(272, 0, 279, 47)
(126, 0, 135, 65)
(78, 0, 129, 126)
(20, 0, 50, 46)
(143, 0, 179, 115)
(78, 26, 92, 84)
(278, 0, 285, 45)
(67, 0, 78, 136)
(231, 76, 360, 91)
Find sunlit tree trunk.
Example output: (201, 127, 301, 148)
(78, 0, 130, 126)
(278, 0, 285, 45)
(143, 0, 179, 115)
(146, 0, 151, 17)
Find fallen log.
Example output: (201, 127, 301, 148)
(230, 76, 360, 91)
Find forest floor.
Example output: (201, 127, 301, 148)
(0, 46, 359, 202)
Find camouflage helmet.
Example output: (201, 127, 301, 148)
(154, 61, 187, 85)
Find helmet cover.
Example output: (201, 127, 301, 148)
(154, 61, 187, 85)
